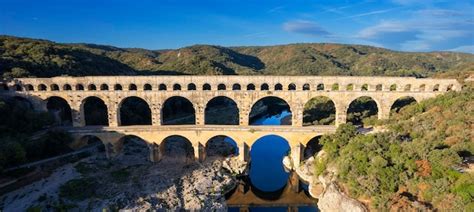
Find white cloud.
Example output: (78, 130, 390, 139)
(283, 20, 331, 37)
(448, 45, 474, 54)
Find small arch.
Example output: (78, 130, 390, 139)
(346, 84, 354, 91)
(100, 84, 109, 91)
(304, 136, 322, 160)
(302, 83, 310, 91)
(14, 85, 22, 91)
(206, 135, 238, 158)
(77, 135, 105, 153)
(247, 83, 256, 90)
(317, 83, 324, 91)
(232, 83, 241, 90)
(82, 96, 108, 126)
(203, 83, 211, 91)
(118, 135, 151, 163)
(404, 84, 411, 91)
(446, 84, 453, 91)
(63, 84, 72, 91)
(261, 83, 269, 91)
(25, 84, 34, 91)
(347, 96, 379, 126)
(250, 96, 292, 125)
(376, 84, 383, 91)
(187, 83, 196, 90)
(160, 135, 194, 162)
(88, 84, 97, 91)
(361, 84, 368, 91)
(205, 96, 239, 125)
(76, 84, 84, 91)
(50, 84, 59, 91)
(391, 96, 417, 115)
(433, 84, 440, 91)
(144, 84, 152, 91)
(159, 83, 167, 91)
(162, 96, 195, 125)
(390, 84, 397, 91)
(47, 96, 72, 126)
(288, 83, 296, 91)
(129, 84, 137, 91)
(274, 83, 283, 91)
(303, 96, 336, 126)
(419, 84, 426, 91)
(173, 83, 181, 91)
(218, 84, 226, 90)
(332, 83, 339, 91)
(38, 84, 47, 91)
(114, 84, 123, 91)
(119, 96, 152, 126)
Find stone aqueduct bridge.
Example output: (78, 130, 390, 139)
(1, 76, 460, 166)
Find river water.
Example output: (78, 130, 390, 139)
(227, 110, 319, 211)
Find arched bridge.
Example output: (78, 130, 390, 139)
(0, 76, 460, 166)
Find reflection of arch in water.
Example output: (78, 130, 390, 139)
(249, 96, 292, 125)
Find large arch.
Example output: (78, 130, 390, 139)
(250, 134, 291, 192)
(303, 96, 336, 126)
(304, 136, 322, 160)
(117, 135, 151, 163)
(162, 96, 195, 125)
(205, 135, 238, 158)
(160, 135, 194, 162)
(119, 96, 152, 126)
(390, 96, 417, 115)
(46, 96, 72, 126)
(346, 96, 379, 126)
(82, 96, 109, 126)
(77, 135, 105, 154)
(205, 96, 239, 125)
(249, 96, 292, 125)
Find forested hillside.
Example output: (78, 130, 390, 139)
(1, 35, 473, 78)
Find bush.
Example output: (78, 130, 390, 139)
(59, 178, 97, 201)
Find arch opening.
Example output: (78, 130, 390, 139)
(303, 96, 336, 126)
(118, 135, 150, 164)
(63, 84, 72, 91)
(25, 84, 34, 91)
(100, 84, 109, 91)
(144, 84, 152, 91)
(304, 136, 322, 160)
(250, 97, 292, 125)
(390, 96, 417, 115)
(203, 83, 211, 90)
(173, 84, 181, 91)
(247, 84, 255, 90)
(38, 84, 47, 91)
(332, 83, 339, 91)
(50, 84, 59, 91)
(129, 84, 137, 91)
(47, 96, 72, 126)
(232, 83, 241, 90)
(114, 84, 123, 91)
(162, 96, 195, 125)
(83, 96, 109, 126)
(347, 96, 378, 126)
(78, 135, 105, 154)
(205, 135, 238, 158)
(160, 135, 194, 163)
(317, 84, 324, 91)
(187, 83, 196, 90)
(159, 84, 167, 91)
(205, 96, 239, 125)
(288, 83, 296, 91)
(217, 84, 226, 90)
(76, 84, 84, 91)
(261, 83, 269, 91)
(119, 97, 152, 126)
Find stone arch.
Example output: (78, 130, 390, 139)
(114, 84, 122, 91)
(205, 96, 239, 125)
(249, 96, 292, 125)
(173, 83, 181, 91)
(261, 83, 269, 91)
(162, 96, 195, 125)
(404, 84, 411, 91)
(187, 83, 196, 90)
(332, 83, 339, 91)
(274, 83, 283, 90)
(159, 83, 167, 91)
(390, 84, 397, 91)
(63, 84, 72, 91)
(346, 84, 354, 91)
(302, 83, 310, 91)
(76, 84, 84, 91)
(304, 136, 322, 160)
(117, 135, 151, 163)
(144, 83, 152, 91)
(38, 84, 47, 91)
(14, 84, 22, 91)
(288, 83, 296, 91)
(346, 96, 379, 126)
(203, 83, 211, 90)
(88, 84, 97, 91)
(218, 83, 226, 90)
(46, 96, 72, 126)
(25, 84, 34, 91)
(303, 96, 336, 126)
(376, 84, 383, 91)
(129, 84, 137, 91)
(160, 135, 194, 162)
(82, 96, 109, 126)
(77, 135, 104, 152)
(361, 84, 368, 91)
(419, 84, 426, 91)
(247, 83, 256, 90)
(317, 83, 324, 91)
(119, 96, 152, 126)
(205, 135, 238, 158)
(390, 96, 417, 115)
(433, 84, 440, 91)
(446, 84, 454, 91)
(100, 84, 109, 91)
(232, 83, 241, 90)
(50, 84, 59, 91)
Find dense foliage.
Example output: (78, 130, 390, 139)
(317, 89, 473, 210)
(0, 97, 72, 172)
(1, 35, 473, 78)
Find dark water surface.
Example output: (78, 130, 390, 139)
(226, 110, 318, 211)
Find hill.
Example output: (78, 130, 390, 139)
(1, 35, 473, 78)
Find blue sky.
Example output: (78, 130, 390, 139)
(1, 0, 473, 53)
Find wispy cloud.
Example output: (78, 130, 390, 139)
(342, 8, 401, 19)
(267, 6, 285, 13)
(282, 20, 331, 37)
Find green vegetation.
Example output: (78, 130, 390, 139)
(59, 178, 97, 200)
(303, 96, 336, 125)
(317, 89, 474, 210)
(1, 35, 473, 78)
